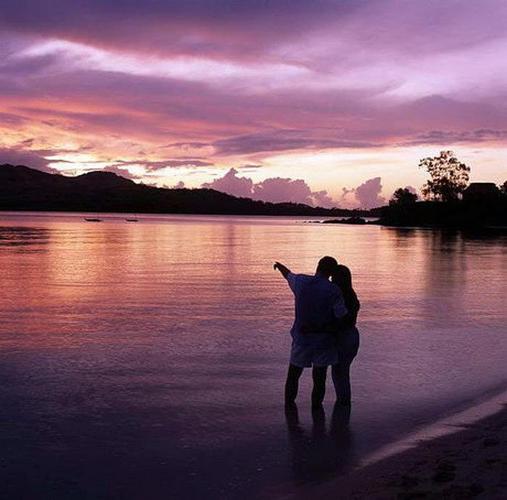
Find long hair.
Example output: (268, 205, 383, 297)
(331, 265, 360, 325)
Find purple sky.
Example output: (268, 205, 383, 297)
(1, 0, 506, 208)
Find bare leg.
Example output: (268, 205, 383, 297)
(285, 364, 304, 404)
(332, 362, 352, 405)
(311, 366, 327, 408)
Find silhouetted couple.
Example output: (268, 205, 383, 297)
(274, 256, 360, 408)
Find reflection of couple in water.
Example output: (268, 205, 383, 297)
(285, 402, 353, 482)
(274, 256, 360, 408)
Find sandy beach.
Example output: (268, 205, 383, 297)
(298, 401, 507, 499)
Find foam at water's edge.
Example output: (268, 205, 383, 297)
(359, 387, 507, 469)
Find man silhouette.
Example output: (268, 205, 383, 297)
(274, 257, 347, 407)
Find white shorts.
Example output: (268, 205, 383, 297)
(290, 342, 340, 368)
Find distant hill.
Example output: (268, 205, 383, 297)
(0, 164, 374, 217)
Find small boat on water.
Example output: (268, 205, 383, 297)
(84, 217, 103, 222)
(125, 213, 139, 222)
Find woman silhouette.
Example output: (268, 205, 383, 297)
(331, 265, 360, 405)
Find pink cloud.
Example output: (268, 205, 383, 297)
(202, 168, 254, 198)
(1, 0, 506, 190)
(353, 177, 386, 209)
(202, 169, 394, 208)
(339, 177, 391, 209)
(253, 177, 315, 205)
(202, 168, 337, 208)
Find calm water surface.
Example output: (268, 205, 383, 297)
(1, 213, 506, 499)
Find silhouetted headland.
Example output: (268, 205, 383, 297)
(0, 164, 371, 217)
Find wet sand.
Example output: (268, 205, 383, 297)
(297, 402, 507, 499)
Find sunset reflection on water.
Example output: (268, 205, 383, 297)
(0, 213, 506, 498)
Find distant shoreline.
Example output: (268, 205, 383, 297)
(0, 210, 354, 220)
(1, 164, 505, 227)
(0, 164, 377, 218)
(2, 211, 507, 233)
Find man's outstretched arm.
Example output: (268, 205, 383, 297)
(273, 261, 291, 279)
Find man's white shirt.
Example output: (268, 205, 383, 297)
(286, 272, 347, 347)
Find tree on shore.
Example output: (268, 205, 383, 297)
(500, 181, 507, 196)
(389, 188, 418, 206)
(419, 150, 470, 202)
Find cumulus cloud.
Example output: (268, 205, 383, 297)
(312, 190, 336, 208)
(202, 168, 394, 208)
(202, 168, 337, 208)
(253, 177, 315, 204)
(202, 168, 254, 198)
(338, 177, 388, 209)
(352, 177, 386, 209)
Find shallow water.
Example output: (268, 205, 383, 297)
(0, 212, 506, 499)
